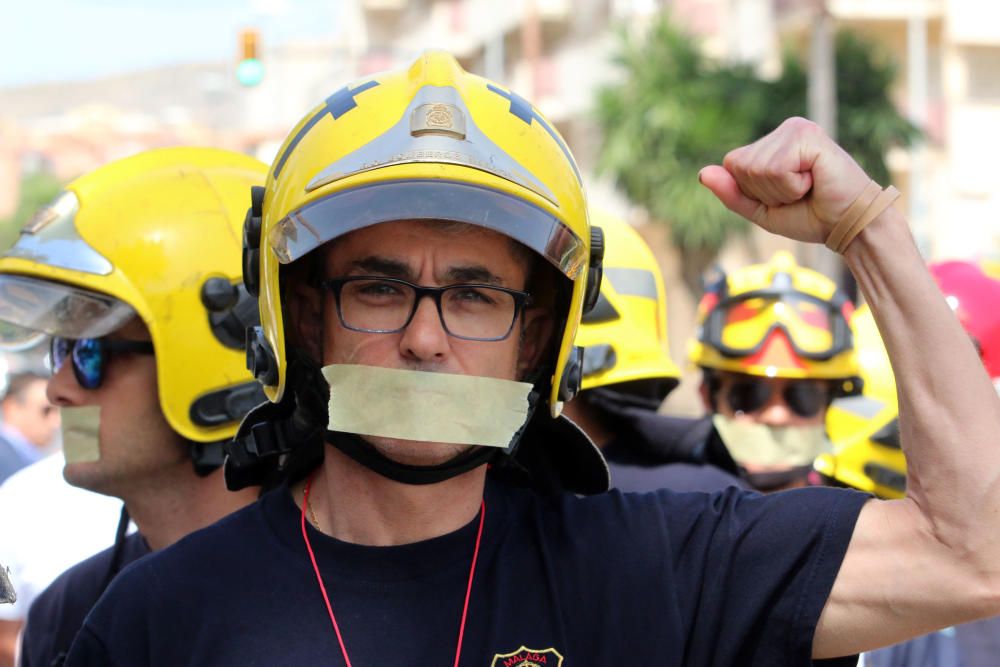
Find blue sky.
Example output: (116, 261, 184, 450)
(0, 0, 343, 87)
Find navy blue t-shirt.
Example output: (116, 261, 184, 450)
(21, 532, 150, 667)
(67, 479, 867, 665)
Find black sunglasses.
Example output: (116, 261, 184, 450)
(724, 379, 831, 418)
(51, 337, 154, 390)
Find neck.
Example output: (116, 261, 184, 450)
(297, 445, 487, 546)
(123, 467, 258, 551)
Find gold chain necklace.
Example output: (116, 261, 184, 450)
(304, 483, 321, 530)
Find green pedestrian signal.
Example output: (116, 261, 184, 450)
(237, 29, 264, 87)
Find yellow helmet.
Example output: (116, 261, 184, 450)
(0, 147, 268, 452)
(817, 304, 905, 498)
(981, 259, 1000, 281)
(244, 51, 602, 415)
(576, 210, 679, 406)
(688, 251, 860, 384)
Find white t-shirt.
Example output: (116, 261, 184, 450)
(0, 453, 125, 620)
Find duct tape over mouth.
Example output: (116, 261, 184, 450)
(61, 406, 101, 463)
(713, 414, 832, 467)
(323, 364, 533, 449)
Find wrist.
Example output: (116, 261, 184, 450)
(843, 206, 916, 272)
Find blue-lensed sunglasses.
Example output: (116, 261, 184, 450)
(51, 337, 154, 390)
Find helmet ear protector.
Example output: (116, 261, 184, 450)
(191, 277, 268, 428)
(243, 184, 280, 386)
(582, 226, 604, 314)
(557, 226, 605, 403)
(242, 185, 265, 298)
(186, 274, 268, 475)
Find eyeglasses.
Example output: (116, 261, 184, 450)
(319, 276, 533, 342)
(51, 337, 155, 390)
(724, 378, 830, 418)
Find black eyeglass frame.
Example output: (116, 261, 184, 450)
(51, 337, 155, 390)
(319, 276, 534, 342)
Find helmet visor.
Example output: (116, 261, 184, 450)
(707, 290, 849, 360)
(0, 274, 137, 340)
(269, 179, 587, 280)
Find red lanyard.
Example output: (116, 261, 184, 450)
(300, 473, 486, 667)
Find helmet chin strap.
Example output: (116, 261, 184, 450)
(326, 431, 499, 485)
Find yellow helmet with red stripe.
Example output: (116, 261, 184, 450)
(688, 251, 860, 384)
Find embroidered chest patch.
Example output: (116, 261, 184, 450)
(491, 646, 564, 667)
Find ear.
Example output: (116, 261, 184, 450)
(285, 278, 324, 362)
(517, 307, 555, 377)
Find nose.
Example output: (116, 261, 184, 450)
(399, 295, 451, 363)
(755, 395, 795, 427)
(47, 357, 89, 407)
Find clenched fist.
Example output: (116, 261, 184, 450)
(699, 117, 872, 244)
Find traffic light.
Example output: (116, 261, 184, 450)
(236, 28, 264, 87)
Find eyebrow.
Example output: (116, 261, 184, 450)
(349, 257, 413, 279)
(348, 257, 505, 286)
(444, 266, 504, 286)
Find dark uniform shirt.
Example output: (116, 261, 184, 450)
(21, 532, 150, 667)
(67, 477, 866, 665)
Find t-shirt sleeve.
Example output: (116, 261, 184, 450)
(660, 485, 869, 666)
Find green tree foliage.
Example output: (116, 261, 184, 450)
(756, 31, 921, 185)
(0, 170, 63, 250)
(596, 19, 920, 293)
(595, 18, 764, 290)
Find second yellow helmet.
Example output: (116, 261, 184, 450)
(576, 211, 679, 406)
(0, 147, 268, 448)
(688, 251, 859, 385)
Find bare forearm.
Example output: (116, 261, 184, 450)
(845, 207, 1000, 560)
(812, 211, 1000, 657)
(701, 118, 1000, 655)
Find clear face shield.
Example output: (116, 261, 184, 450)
(0, 274, 137, 349)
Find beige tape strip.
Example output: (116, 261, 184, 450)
(832, 185, 901, 254)
(825, 180, 881, 252)
(61, 406, 101, 464)
(712, 414, 832, 467)
(323, 364, 533, 448)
